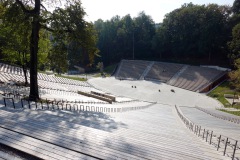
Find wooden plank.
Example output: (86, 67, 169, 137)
(0, 128, 97, 160)
(0, 110, 212, 160)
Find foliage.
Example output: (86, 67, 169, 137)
(94, 12, 155, 65)
(50, 3, 99, 69)
(228, 24, 240, 60)
(104, 63, 118, 74)
(153, 3, 231, 62)
(48, 41, 68, 74)
(94, 3, 233, 66)
(232, 0, 240, 14)
(208, 82, 232, 107)
(208, 81, 240, 108)
(229, 58, 240, 91)
(1, 0, 99, 100)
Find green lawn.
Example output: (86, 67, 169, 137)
(219, 109, 240, 116)
(208, 81, 240, 116)
(56, 75, 87, 81)
(104, 64, 118, 74)
(208, 81, 240, 108)
(92, 63, 118, 78)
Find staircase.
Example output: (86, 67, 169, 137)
(140, 61, 155, 80)
(167, 65, 188, 85)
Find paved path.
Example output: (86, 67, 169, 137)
(89, 77, 223, 108)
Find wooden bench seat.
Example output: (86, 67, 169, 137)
(0, 127, 96, 160)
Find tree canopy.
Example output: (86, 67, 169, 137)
(153, 3, 231, 62)
(0, 0, 99, 100)
(93, 3, 234, 66)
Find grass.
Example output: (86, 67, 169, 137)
(104, 64, 118, 74)
(208, 81, 240, 108)
(208, 81, 240, 116)
(56, 75, 87, 81)
(219, 109, 240, 116)
(92, 63, 118, 78)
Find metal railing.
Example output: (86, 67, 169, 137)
(2, 96, 156, 113)
(196, 106, 240, 124)
(175, 105, 239, 160)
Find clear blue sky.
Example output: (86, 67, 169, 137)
(81, 0, 234, 23)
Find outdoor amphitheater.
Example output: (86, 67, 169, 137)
(0, 59, 239, 160)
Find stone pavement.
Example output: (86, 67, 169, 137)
(89, 77, 223, 108)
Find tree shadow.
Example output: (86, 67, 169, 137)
(0, 103, 151, 159)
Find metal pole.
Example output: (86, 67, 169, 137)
(12, 98, 15, 109)
(217, 135, 221, 151)
(133, 30, 134, 60)
(206, 130, 209, 142)
(198, 126, 201, 137)
(210, 131, 213, 144)
(223, 138, 228, 156)
(232, 140, 238, 160)
(202, 129, 205, 139)
(4, 98, 6, 107)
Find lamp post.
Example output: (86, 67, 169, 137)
(132, 27, 136, 60)
(132, 31, 134, 60)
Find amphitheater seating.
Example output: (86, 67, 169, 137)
(145, 62, 184, 82)
(0, 63, 90, 87)
(116, 60, 151, 80)
(0, 104, 225, 160)
(179, 106, 240, 140)
(169, 66, 225, 92)
(114, 60, 227, 92)
(0, 61, 227, 95)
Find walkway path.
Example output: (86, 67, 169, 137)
(89, 77, 223, 108)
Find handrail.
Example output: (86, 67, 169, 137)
(2, 96, 156, 113)
(175, 105, 239, 160)
(196, 106, 240, 124)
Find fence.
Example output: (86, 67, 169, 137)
(196, 106, 240, 124)
(175, 105, 239, 160)
(2, 97, 155, 113)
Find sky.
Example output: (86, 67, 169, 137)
(80, 0, 235, 23)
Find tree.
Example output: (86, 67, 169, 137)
(3, 1, 98, 101)
(153, 3, 230, 62)
(133, 11, 155, 59)
(1, 3, 51, 86)
(0, 2, 31, 85)
(228, 23, 240, 61)
(228, 0, 240, 63)
(48, 41, 68, 74)
(94, 12, 155, 65)
(50, 3, 99, 71)
(229, 58, 240, 92)
(232, 0, 240, 14)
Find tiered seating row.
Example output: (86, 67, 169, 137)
(116, 60, 151, 80)
(0, 63, 28, 76)
(170, 66, 225, 92)
(0, 104, 223, 160)
(0, 127, 95, 160)
(145, 62, 184, 82)
(0, 63, 90, 87)
(115, 60, 226, 92)
(176, 106, 240, 159)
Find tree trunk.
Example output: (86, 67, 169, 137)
(22, 65, 28, 86)
(29, 15, 40, 101)
(21, 52, 28, 86)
